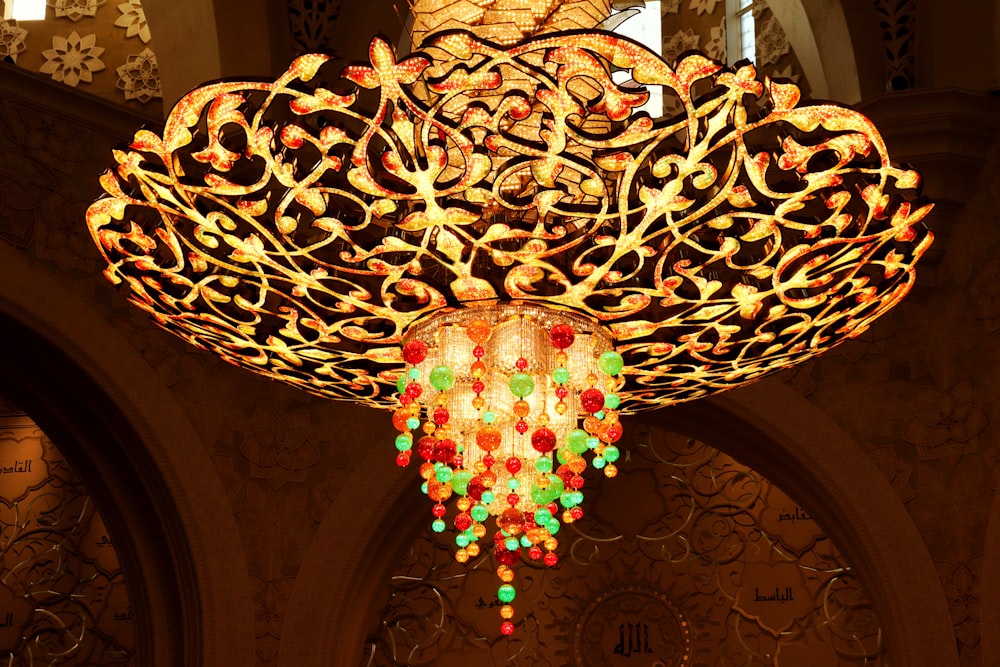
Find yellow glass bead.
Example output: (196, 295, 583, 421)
(544, 538, 558, 551)
(586, 373, 598, 385)
(536, 475, 550, 489)
(604, 464, 618, 478)
(456, 549, 469, 563)
(555, 351, 567, 365)
(537, 412, 550, 425)
(457, 497, 471, 511)
(500, 605, 515, 619)
(562, 510, 575, 523)
(472, 396, 485, 409)
(467, 542, 481, 556)
(555, 402, 568, 415)
(422, 422, 436, 434)
(497, 565, 514, 582)
(472, 524, 487, 539)
(474, 461, 488, 474)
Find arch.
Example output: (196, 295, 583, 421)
(979, 463, 1000, 660)
(767, 0, 860, 102)
(0, 242, 255, 666)
(284, 374, 957, 666)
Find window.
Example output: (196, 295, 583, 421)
(727, 0, 756, 64)
(2, 0, 45, 21)
(611, 1, 663, 116)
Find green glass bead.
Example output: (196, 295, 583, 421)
(408, 367, 421, 379)
(406, 417, 420, 430)
(420, 481, 429, 495)
(587, 436, 600, 450)
(598, 350, 624, 376)
(507, 478, 520, 490)
(567, 429, 589, 454)
(603, 445, 620, 463)
(436, 467, 453, 483)
(520, 535, 532, 548)
(508, 372, 535, 397)
(604, 393, 621, 409)
(572, 491, 584, 505)
(430, 365, 455, 391)
(498, 584, 516, 603)
(531, 474, 564, 505)
(396, 374, 406, 394)
(535, 455, 553, 473)
(593, 456, 606, 469)
(552, 367, 570, 384)
(483, 411, 497, 424)
(451, 470, 473, 495)
(456, 534, 470, 547)
(534, 508, 553, 524)
(547, 520, 560, 535)
(505, 537, 519, 551)
(395, 433, 412, 451)
(482, 491, 495, 504)
(595, 410, 605, 420)
(559, 492, 578, 508)
(432, 519, 446, 533)
(471, 504, 489, 522)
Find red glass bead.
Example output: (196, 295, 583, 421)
(433, 439, 457, 463)
(570, 507, 584, 520)
(501, 621, 515, 636)
(467, 477, 486, 500)
(493, 545, 520, 567)
(395, 452, 410, 467)
(416, 436, 436, 461)
(432, 503, 447, 518)
(406, 382, 423, 399)
(531, 427, 556, 453)
(402, 339, 428, 365)
(507, 493, 520, 506)
(549, 323, 575, 349)
(606, 424, 623, 442)
(547, 502, 558, 516)
(515, 420, 529, 434)
(505, 457, 522, 474)
(570, 474, 585, 489)
(515, 357, 528, 370)
(399, 394, 412, 406)
(580, 388, 604, 413)
(543, 552, 559, 567)
(483, 454, 495, 468)
(455, 513, 473, 531)
(433, 406, 449, 425)
(473, 345, 486, 358)
(555, 386, 569, 400)
(472, 380, 485, 394)
(528, 546, 543, 560)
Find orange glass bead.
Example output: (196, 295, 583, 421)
(472, 396, 486, 409)
(569, 458, 587, 474)
(513, 400, 530, 418)
(499, 508, 525, 535)
(497, 565, 515, 582)
(419, 462, 436, 480)
(468, 541, 481, 555)
(471, 360, 487, 378)
(392, 408, 410, 432)
(604, 464, 618, 478)
(456, 549, 469, 563)
(500, 605, 515, 619)
(466, 319, 492, 344)
(477, 425, 502, 451)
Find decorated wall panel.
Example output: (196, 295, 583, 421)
(0, 399, 136, 665)
(364, 424, 885, 666)
(0, 0, 161, 114)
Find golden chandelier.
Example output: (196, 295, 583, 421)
(86, 14, 932, 635)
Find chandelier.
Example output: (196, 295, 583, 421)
(85, 21, 932, 635)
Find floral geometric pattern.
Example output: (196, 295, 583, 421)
(662, 27, 699, 63)
(115, 0, 150, 43)
(756, 13, 791, 66)
(901, 380, 987, 464)
(39, 31, 105, 87)
(688, 0, 720, 15)
(0, 20, 28, 62)
(661, 0, 680, 13)
(705, 16, 725, 61)
(115, 47, 159, 103)
(51, 0, 104, 22)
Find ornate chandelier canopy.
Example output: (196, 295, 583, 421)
(86, 24, 932, 635)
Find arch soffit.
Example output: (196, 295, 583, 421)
(0, 242, 255, 666)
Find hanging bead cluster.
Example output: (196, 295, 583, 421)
(393, 304, 624, 635)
